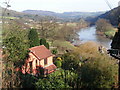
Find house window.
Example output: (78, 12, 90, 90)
(36, 60, 37, 65)
(44, 58, 47, 65)
(29, 62, 32, 73)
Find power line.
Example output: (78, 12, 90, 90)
(2, 0, 11, 17)
(2, 0, 11, 32)
(104, 0, 112, 10)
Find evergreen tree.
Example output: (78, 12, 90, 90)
(40, 38, 49, 49)
(40, 38, 46, 45)
(28, 29, 39, 48)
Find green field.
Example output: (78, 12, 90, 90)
(52, 40, 76, 53)
(0, 16, 18, 19)
(104, 30, 116, 39)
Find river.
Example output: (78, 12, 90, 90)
(73, 26, 112, 48)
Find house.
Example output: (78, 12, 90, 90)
(22, 45, 57, 75)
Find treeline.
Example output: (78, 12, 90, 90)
(35, 18, 89, 42)
(96, 18, 116, 39)
(96, 6, 120, 26)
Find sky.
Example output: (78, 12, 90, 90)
(0, 0, 120, 13)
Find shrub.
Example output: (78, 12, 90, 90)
(52, 49, 58, 55)
(54, 60, 62, 68)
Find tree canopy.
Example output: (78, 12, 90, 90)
(3, 28, 29, 66)
(2, 24, 30, 88)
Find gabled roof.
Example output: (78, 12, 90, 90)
(29, 45, 54, 60)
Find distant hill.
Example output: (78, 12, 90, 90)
(23, 10, 57, 16)
(88, 6, 120, 26)
(98, 6, 120, 26)
(0, 7, 56, 21)
(1, 7, 34, 19)
(23, 10, 104, 22)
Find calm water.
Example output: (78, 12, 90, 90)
(73, 26, 112, 48)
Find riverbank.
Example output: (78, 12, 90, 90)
(51, 26, 113, 54)
(95, 19, 117, 39)
(96, 29, 117, 39)
(73, 26, 111, 48)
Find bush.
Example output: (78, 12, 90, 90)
(54, 60, 62, 68)
(35, 70, 71, 89)
(74, 42, 118, 88)
(52, 49, 58, 55)
(62, 52, 80, 71)
(19, 73, 37, 88)
(80, 56, 118, 88)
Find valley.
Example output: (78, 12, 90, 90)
(1, 3, 120, 88)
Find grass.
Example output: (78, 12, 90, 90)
(104, 30, 116, 39)
(0, 16, 18, 19)
(52, 40, 76, 54)
(66, 23, 77, 27)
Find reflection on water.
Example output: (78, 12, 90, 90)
(73, 26, 112, 48)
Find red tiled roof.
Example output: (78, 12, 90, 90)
(29, 45, 54, 60)
(44, 64, 57, 71)
(44, 64, 57, 74)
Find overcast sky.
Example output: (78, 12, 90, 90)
(0, 0, 120, 13)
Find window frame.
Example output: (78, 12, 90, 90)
(44, 58, 47, 65)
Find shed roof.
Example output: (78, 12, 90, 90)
(29, 45, 54, 60)
(44, 64, 57, 71)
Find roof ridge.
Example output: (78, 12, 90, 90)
(29, 45, 45, 50)
(29, 45, 54, 60)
